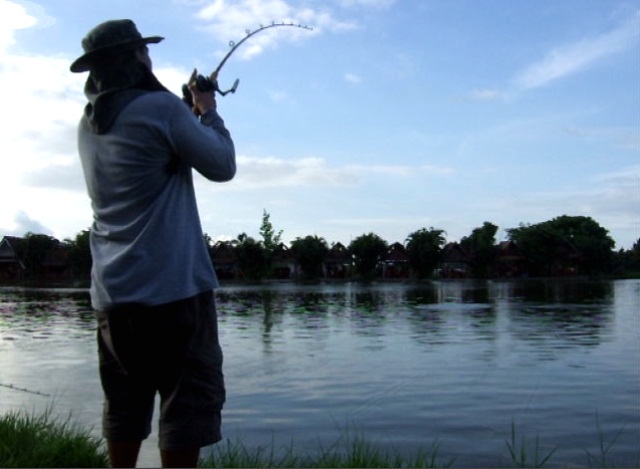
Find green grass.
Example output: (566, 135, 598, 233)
(200, 432, 454, 468)
(0, 409, 636, 468)
(505, 421, 558, 468)
(0, 407, 107, 468)
(584, 412, 628, 468)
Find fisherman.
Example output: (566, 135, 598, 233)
(71, 19, 235, 468)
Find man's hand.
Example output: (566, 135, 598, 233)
(187, 68, 218, 116)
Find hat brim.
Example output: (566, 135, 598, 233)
(70, 36, 164, 73)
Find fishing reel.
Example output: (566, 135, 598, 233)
(181, 76, 239, 109)
(182, 21, 312, 108)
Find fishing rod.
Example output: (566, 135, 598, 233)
(0, 382, 51, 397)
(182, 22, 313, 107)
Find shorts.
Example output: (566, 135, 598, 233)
(96, 290, 225, 450)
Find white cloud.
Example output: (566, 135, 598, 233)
(193, 0, 347, 61)
(469, 88, 505, 101)
(203, 155, 453, 191)
(344, 72, 362, 84)
(3, 210, 53, 236)
(420, 164, 455, 176)
(336, 0, 397, 9)
(268, 89, 288, 102)
(0, 1, 36, 52)
(226, 155, 358, 188)
(21, 162, 85, 192)
(594, 164, 639, 187)
(562, 125, 640, 151)
(515, 11, 640, 90)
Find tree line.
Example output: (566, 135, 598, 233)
(3, 212, 639, 283)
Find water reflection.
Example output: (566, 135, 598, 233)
(0, 280, 636, 468)
(1, 281, 616, 354)
(0, 287, 95, 344)
(502, 281, 615, 355)
(494, 278, 614, 303)
(212, 280, 617, 355)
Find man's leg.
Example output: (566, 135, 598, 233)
(160, 447, 201, 468)
(98, 308, 155, 468)
(108, 440, 142, 468)
(157, 292, 225, 464)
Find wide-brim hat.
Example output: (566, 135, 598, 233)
(70, 19, 163, 73)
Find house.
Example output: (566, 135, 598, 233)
(438, 242, 471, 278)
(0, 235, 72, 281)
(40, 244, 71, 280)
(551, 239, 583, 276)
(494, 240, 525, 278)
(0, 236, 26, 280)
(211, 241, 238, 280)
(324, 242, 352, 279)
(382, 242, 410, 279)
(272, 243, 295, 279)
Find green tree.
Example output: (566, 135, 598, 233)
(259, 210, 284, 277)
(233, 233, 269, 280)
(22, 232, 59, 278)
(259, 210, 283, 252)
(507, 215, 615, 276)
(64, 229, 92, 279)
(460, 222, 498, 277)
(405, 227, 446, 279)
(614, 238, 640, 276)
(202, 233, 215, 264)
(290, 235, 329, 280)
(349, 233, 388, 280)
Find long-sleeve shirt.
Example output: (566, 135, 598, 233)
(78, 91, 235, 310)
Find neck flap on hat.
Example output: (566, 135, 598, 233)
(82, 60, 169, 134)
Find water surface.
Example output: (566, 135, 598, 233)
(1, 280, 638, 467)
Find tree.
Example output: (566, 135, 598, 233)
(460, 222, 498, 277)
(349, 233, 388, 280)
(614, 238, 640, 276)
(259, 210, 283, 252)
(405, 227, 446, 279)
(22, 232, 59, 278)
(259, 210, 284, 277)
(290, 235, 329, 280)
(64, 229, 92, 279)
(233, 233, 269, 280)
(507, 215, 615, 276)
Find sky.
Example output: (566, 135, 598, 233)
(0, 0, 638, 250)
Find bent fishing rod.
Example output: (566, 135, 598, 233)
(182, 22, 313, 107)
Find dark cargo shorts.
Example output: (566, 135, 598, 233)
(96, 290, 225, 450)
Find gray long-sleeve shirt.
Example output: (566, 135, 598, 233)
(78, 91, 235, 310)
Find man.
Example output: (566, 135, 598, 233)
(71, 19, 235, 468)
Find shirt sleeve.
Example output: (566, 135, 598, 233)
(167, 97, 236, 182)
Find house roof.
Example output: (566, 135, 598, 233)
(441, 242, 471, 262)
(0, 236, 26, 268)
(325, 242, 350, 263)
(211, 241, 237, 263)
(383, 242, 409, 262)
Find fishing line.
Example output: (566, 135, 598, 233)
(0, 382, 51, 397)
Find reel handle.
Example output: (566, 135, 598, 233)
(182, 75, 240, 108)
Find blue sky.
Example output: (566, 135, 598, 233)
(1, 0, 638, 249)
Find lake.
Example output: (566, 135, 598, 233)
(0, 279, 638, 467)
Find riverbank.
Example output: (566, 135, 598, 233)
(0, 409, 635, 468)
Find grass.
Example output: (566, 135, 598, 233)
(0, 407, 107, 468)
(505, 421, 558, 468)
(200, 431, 454, 468)
(0, 409, 636, 468)
(584, 411, 628, 468)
